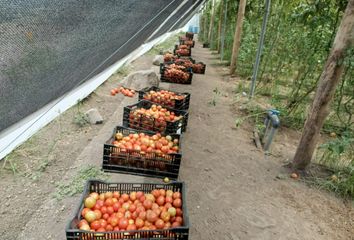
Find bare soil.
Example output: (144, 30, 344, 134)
(0, 38, 353, 240)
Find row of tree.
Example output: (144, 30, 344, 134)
(199, 0, 354, 170)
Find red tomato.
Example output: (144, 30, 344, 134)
(99, 219, 107, 229)
(113, 191, 120, 199)
(175, 216, 183, 224)
(90, 220, 101, 230)
(105, 198, 113, 207)
(136, 191, 144, 199)
(161, 211, 170, 222)
(94, 210, 102, 219)
(84, 197, 97, 209)
(107, 206, 114, 215)
(130, 192, 137, 201)
(110, 217, 119, 227)
(153, 208, 161, 217)
(173, 199, 182, 208)
(129, 204, 137, 213)
(122, 202, 130, 210)
(151, 203, 159, 210)
(96, 227, 106, 232)
(155, 219, 165, 229)
(79, 224, 91, 231)
(121, 193, 129, 202)
(100, 206, 107, 214)
(127, 224, 137, 231)
(113, 202, 120, 212)
(113, 226, 120, 231)
(135, 218, 145, 228)
(139, 196, 146, 203)
(156, 196, 165, 206)
(78, 219, 88, 228)
(143, 199, 153, 210)
(102, 213, 109, 220)
(172, 192, 181, 200)
(159, 189, 166, 197)
(138, 211, 147, 221)
(165, 203, 172, 209)
(165, 196, 173, 204)
(146, 210, 158, 223)
(176, 208, 183, 217)
(172, 221, 181, 228)
(152, 189, 160, 198)
(81, 208, 90, 218)
(106, 224, 113, 231)
(116, 212, 124, 219)
(90, 192, 99, 200)
(118, 208, 126, 214)
(118, 218, 128, 230)
(105, 192, 113, 199)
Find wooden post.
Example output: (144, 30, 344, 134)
(207, 0, 216, 44)
(229, 0, 247, 75)
(293, 0, 354, 170)
(217, 0, 224, 53)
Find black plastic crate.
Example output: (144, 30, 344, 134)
(103, 126, 182, 179)
(185, 32, 194, 40)
(192, 62, 206, 74)
(202, 43, 209, 48)
(159, 62, 192, 75)
(160, 66, 193, 85)
(173, 45, 191, 57)
(123, 100, 189, 134)
(179, 39, 195, 48)
(138, 86, 190, 110)
(66, 180, 189, 240)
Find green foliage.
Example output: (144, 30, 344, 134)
(200, 0, 354, 198)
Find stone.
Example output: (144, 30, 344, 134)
(152, 55, 163, 66)
(120, 69, 159, 90)
(85, 108, 103, 124)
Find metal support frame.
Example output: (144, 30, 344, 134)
(249, 0, 271, 98)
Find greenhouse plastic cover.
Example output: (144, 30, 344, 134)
(0, 0, 203, 132)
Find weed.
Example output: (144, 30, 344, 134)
(115, 64, 132, 76)
(208, 88, 221, 106)
(54, 165, 108, 200)
(73, 101, 89, 127)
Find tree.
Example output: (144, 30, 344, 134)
(216, 0, 224, 53)
(230, 0, 247, 75)
(292, 0, 354, 170)
(207, 0, 216, 44)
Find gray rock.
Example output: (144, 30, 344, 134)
(152, 55, 163, 66)
(85, 108, 103, 124)
(121, 69, 159, 89)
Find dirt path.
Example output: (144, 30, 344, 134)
(0, 37, 353, 240)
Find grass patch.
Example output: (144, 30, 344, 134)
(146, 33, 181, 56)
(54, 165, 108, 200)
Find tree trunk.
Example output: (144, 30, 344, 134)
(217, 0, 224, 53)
(207, 0, 216, 44)
(229, 0, 247, 75)
(292, 0, 354, 170)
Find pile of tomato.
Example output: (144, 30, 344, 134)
(111, 87, 136, 97)
(112, 131, 179, 155)
(142, 89, 186, 108)
(78, 189, 184, 232)
(128, 104, 182, 132)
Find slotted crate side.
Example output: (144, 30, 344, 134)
(160, 69, 193, 85)
(123, 100, 189, 134)
(192, 62, 206, 74)
(179, 39, 195, 48)
(138, 86, 191, 110)
(102, 126, 182, 179)
(66, 180, 189, 240)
